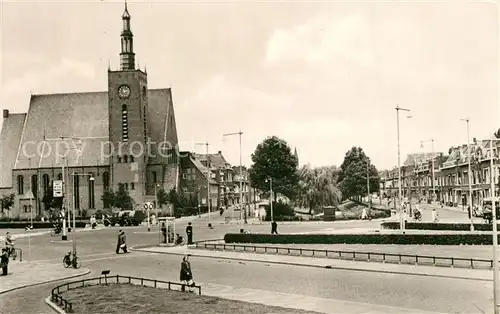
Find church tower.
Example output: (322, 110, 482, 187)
(108, 2, 149, 200)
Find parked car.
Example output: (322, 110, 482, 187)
(482, 197, 500, 223)
(103, 210, 143, 227)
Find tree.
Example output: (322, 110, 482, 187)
(249, 136, 299, 200)
(101, 189, 115, 209)
(0, 193, 15, 217)
(42, 186, 63, 210)
(337, 147, 380, 201)
(115, 183, 133, 211)
(157, 188, 169, 206)
(296, 165, 342, 214)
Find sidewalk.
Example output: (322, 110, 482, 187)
(134, 245, 493, 282)
(199, 282, 441, 314)
(0, 260, 90, 294)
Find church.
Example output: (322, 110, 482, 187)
(0, 4, 179, 218)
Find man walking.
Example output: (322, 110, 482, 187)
(271, 220, 278, 234)
(186, 222, 194, 245)
(116, 230, 128, 254)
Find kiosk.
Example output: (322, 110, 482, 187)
(158, 217, 176, 246)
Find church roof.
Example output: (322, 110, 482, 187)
(6, 88, 173, 171)
(0, 113, 26, 187)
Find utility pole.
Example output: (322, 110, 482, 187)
(196, 142, 211, 226)
(367, 160, 371, 216)
(490, 134, 499, 314)
(223, 131, 245, 226)
(461, 118, 474, 231)
(396, 105, 410, 230)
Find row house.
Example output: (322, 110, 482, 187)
(384, 137, 500, 207)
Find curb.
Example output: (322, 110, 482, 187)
(45, 296, 66, 314)
(132, 246, 492, 283)
(0, 269, 91, 295)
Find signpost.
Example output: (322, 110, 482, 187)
(144, 202, 154, 231)
(53, 180, 63, 197)
(25, 189, 34, 260)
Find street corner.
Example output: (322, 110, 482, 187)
(0, 261, 91, 294)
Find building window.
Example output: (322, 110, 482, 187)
(153, 171, 157, 183)
(31, 175, 38, 197)
(131, 182, 135, 190)
(103, 172, 110, 190)
(130, 155, 134, 162)
(122, 104, 129, 142)
(43, 174, 50, 197)
(125, 183, 129, 190)
(17, 175, 24, 195)
(182, 173, 187, 179)
(124, 155, 128, 163)
(88, 173, 95, 209)
(73, 173, 80, 211)
(24, 205, 28, 213)
(57, 173, 63, 180)
(118, 156, 122, 163)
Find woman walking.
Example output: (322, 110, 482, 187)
(180, 255, 194, 292)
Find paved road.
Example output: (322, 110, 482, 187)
(1, 208, 493, 314)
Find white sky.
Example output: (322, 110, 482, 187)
(1, 0, 499, 170)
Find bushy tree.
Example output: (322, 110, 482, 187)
(101, 189, 115, 209)
(156, 188, 169, 206)
(337, 147, 380, 200)
(296, 165, 342, 214)
(249, 136, 299, 200)
(115, 183, 133, 210)
(0, 193, 15, 216)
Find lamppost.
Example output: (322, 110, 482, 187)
(265, 177, 273, 221)
(420, 139, 436, 203)
(396, 105, 411, 229)
(461, 118, 474, 231)
(489, 131, 500, 314)
(366, 160, 371, 215)
(70, 173, 94, 254)
(223, 131, 245, 226)
(154, 183, 160, 223)
(196, 142, 211, 226)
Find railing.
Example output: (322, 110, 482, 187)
(51, 275, 203, 313)
(194, 242, 494, 270)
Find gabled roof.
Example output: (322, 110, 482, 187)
(12, 88, 174, 169)
(403, 152, 440, 166)
(0, 113, 26, 187)
(193, 152, 231, 169)
(189, 156, 217, 184)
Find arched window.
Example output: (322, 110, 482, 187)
(88, 173, 95, 209)
(73, 173, 80, 211)
(43, 174, 50, 197)
(31, 175, 38, 197)
(122, 104, 128, 142)
(130, 155, 134, 162)
(103, 172, 110, 190)
(17, 175, 24, 195)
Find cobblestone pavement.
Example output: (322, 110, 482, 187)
(0, 260, 90, 294)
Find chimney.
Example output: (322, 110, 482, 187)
(218, 151, 222, 155)
(2, 109, 8, 119)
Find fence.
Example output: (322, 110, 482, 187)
(194, 241, 494, 269)
(51, 275, 203, 313)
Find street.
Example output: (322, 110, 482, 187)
(0, 207, 495, 314)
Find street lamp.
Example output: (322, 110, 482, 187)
(460, 118, 475, 231)
(223, 131, 245, 226)
(366, 160, 371, 216)
(70, 173, 94, 254)
(489, 133, 500, 314)
(196, 142, 212, 227)
(420, 139, 436, 204)
(265, 177, 273, 221)
(154, 183, 160, 223)
(396, 105, 411, 230)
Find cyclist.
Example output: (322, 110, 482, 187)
(5, 232, 15, 260)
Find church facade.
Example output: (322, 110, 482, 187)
(0, 4, 179, 219)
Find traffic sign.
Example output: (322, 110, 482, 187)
(149, 203, 154, 209)
(144, 203, 149, 210)
(53, 180, 63, 197)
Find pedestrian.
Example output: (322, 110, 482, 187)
(161, 222, 167, 244)
(432, 208, 438, 222)
(1, 248, 8, 276)
(271, 220, 278, 234)
(186, 222, 193, 245)
(116, 230, 128, 254)
(179, 255, 194, 292)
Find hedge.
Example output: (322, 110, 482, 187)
(0, 221, 87, 229)
(224, 233, 500, 245)
(381, 222, 500, 231)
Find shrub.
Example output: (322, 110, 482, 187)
(223, 233, 500, 245)
(133, 210, 146, 224)
(381, 222, 500, 231)
(264, 201, 294, 221)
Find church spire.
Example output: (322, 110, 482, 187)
(294, 147, 299, 166)
(120, 0, 135, 70)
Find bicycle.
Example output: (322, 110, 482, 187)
(63, 250, 82, 269)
